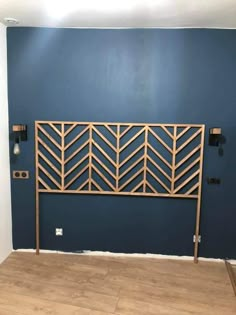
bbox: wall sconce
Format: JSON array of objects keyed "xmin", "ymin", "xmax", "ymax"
[
  {"xmin": 12, "ymin": 124, "xmax": 27, "ymax": 155},
  {"xmin": 208, "ymin": 128, "xmax": 222, "ymax": 146}
]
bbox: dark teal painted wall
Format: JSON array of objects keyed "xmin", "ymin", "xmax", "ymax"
[{"xmin": 7, "ymin": 28, "xmax": 236, "ymax": 258}]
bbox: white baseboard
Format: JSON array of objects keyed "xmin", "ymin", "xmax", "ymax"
[{"xmin": 13, "ymin": 249, "xmax": 236, "ymax": 263}]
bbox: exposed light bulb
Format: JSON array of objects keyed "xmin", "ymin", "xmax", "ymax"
[{"xmin": 13, "ymin": 143, "xmax": 20, "ymax": 155}]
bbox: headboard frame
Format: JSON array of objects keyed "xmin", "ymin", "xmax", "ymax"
[{"xmin": 35, "ymin": 121, "xmax": 205, "ymax": 262}]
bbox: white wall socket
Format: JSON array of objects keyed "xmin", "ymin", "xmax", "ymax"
[{"xmin": 55, "ymin": 228, "xmax": 63, "ymax": 236}]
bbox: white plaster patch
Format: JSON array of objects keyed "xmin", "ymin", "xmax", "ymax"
[{"xmin": 13, "ymin": 249, "xmax": 233, "ymax": 263}]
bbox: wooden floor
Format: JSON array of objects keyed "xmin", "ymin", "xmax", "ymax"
[{"xmin": 0, "ymin": 252, "xmax": 235, "ymax": 315}]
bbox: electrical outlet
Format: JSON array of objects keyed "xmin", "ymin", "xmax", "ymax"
[
  {"xmin": 13, "ymin": 170, "xmax": 29, "ymax": 179},
  {"xmin": 55, "ymin": 228, "xmax": 63, "ymax": 236}
]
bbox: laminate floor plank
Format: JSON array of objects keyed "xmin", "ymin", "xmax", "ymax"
[
  {"xmin": 0, "ymin": 290, "xmax": 93, "ymax": 315},
  {"xmin": 0, "ymin": 275, "xmax": 118, "ymax": 313},
  {"xmin": 0, "ymin": 307, "xmax": 26, "ymax": 315},
  {"xmin": 0, "ymin": 252, "xmax": 235, "ymax": 315}
]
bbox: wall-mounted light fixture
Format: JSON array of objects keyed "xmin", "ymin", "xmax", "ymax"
[
  {"xmin": 12, "ymin": 124, "xmax": 27, "ymax": 155},
  {"xmin": 209, "ymin": 127, "xmax": 222, "ymax": 146}
]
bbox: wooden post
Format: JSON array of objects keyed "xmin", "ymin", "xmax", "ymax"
[
  {"xmin": 194, "ymin": 125, "xmax": 205, "ymax": 263},
  {"xmin": 35, "ymin": 122, "xmax": 40, "ymax": 255}
]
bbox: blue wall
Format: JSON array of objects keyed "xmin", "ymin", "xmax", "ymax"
[{"xmin": 7, "ymin": 28, "xmax": 236, "ymax": 258}]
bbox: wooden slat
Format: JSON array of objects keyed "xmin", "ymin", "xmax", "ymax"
[
  {"xmin": 104, "ymin": 124, "xmax": 117, "ymax": 138},
  {"xmin": 92, "ymin": 164, "xmax": 115, "ymax": 191},
  {"xmin": 88, "ymin": 124, "xmax": 92, "ymax": 191},
  {"xmin": 38, "ymin": 138, "xmax": 62, "ymax": 164},
  {"xmin": 171, "ymin": 126, "xmax": 177, "ymax": 193},
  {"xmin": 161, "ymin": 125, "xmax": 174, "ymax": 139},
  {"xmin": 91, "ymin": 179, "xmax": 103, "ymax": 191},
  {"xmin": 131, "ymin": 180, "xmax": 144, "ymax": 193},
  {"xmin": 174, "ymin": 170, "xmax": 200, "ymax": 194},
  {"xmin": 38, "ymin": 176, "xmax": 51, "ymax": 190},
  {"xmin": 38, "ymin": 151, "xmax": 61, "ymax": 176},
  {"xmin": 49, "ymin": 123, "xmax": 62, "ymax": 137},
  {"xmin": 146, "ymin": 181, "xmax": 158, "ymax": 193},
  {"xmin": 92, "ymin": 126, "xmax": 116, "ymax": 152},
  {"xmin": 38, "ymin": 163, "xmax": 62, "ymax": 190},
  {"xmin": 148, "ymin": 127, "xmax": 173, "ymax": 154},
  {"xmin": 118, "ymin": 167, "xmax": 144, "ymax": 191},
  {"xmin": 64, "ymin": 139, "xmax": 90, "ymax": 164},
  {"xmin": 185, "ymin": 182, "xmax": 199, "ymax": 195},
  {"xmin": 146, "ymin": 167, "xmax": 171, "ymax": 194},
  {"xmin": 61, "ymin": 123, "xmax": 65, "ymax": 190},
  {"xmin": 36, "ymin": 120, "xmax": 203, "ymax": 127},
  {"xmin": 147, "ymin": 143, "xmax": 172, "ymax": 169},
  {"xmin": 176, "ymin": 126, "xmax": 191, "ymax": 140},
  {"xmin": 119, "ymin": 127, "xmax": 145, "ymax": 153},
  {"xmin": 176, "ymin": 128, "xmax": 202, "ymax": 154},
  {"xmin": 38, "ymin": 189, "xmax": 198, "ymax": 198},
  {"xmin": 65, "ymin": 125, "xmax": 89, "ymax": 150},
  {"xmin": 143, "ymin": 126, "xmax": 148, "ymax": 192},
  {"xmin": 92, "ymin": 140, "xmax": 116, "ymax": 168},
  {"xmin": 64, "ymin": 165, "xmax": 89, "ymax": 190},
  {"xmin": 175, "ymin": 144, "xmax": 201, "ymax": 170},
  {"xmin": 64, "ymin": 123, "xmax": 77, "ymax": 137},
  {"xmin": 119, "ymin": 143, "xmax": 144, "ymax": 168},
  {"xmin": 64, "ymin": 153, "xmax": 89, "ymax": 178},
  {"xmin": 119, "ymin": 125, "xmax": 133, "ymax": 138},
  {"xmin": 77, "ymin": 178, "xmax": 89, "ymax": 191},
  {"xmin": 119, "ymin": 155, "xmax": 144, "ymax": 181},
  {"xmin": 116, "ymin": 125, "xmax": 120, "ymax": 192},
  {"xmin": 147, "ymin": 156, "xmax": 171, "ymax": 182},
  {"xmin": 92, "ymin": 154, "xmax": 116, "ymax": 180},
  {"xmin": 174, "ymin": 157, "xmax": 200, "ymax": 183},
  {"xmin": 38, "ymin": 124, "xmax": 62, "ymax": 150}
]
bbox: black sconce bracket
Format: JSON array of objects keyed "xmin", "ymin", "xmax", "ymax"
[
  {"xmin": 208, "ymin": 127, "xmax": 222, "ymax": 146},
  {"xmin": 12, "ymin": 124, "xmax": 28, "ymax": 141}
]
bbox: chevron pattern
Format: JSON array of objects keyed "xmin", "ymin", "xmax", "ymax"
[{"xmin": 35, "ymin": 121, "xmax": 205, "ymax": 199}]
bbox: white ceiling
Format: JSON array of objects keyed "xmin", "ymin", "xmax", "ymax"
[{"xmin": 1, "ymin": 0, "xmax": 236, "ymax": 28}]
